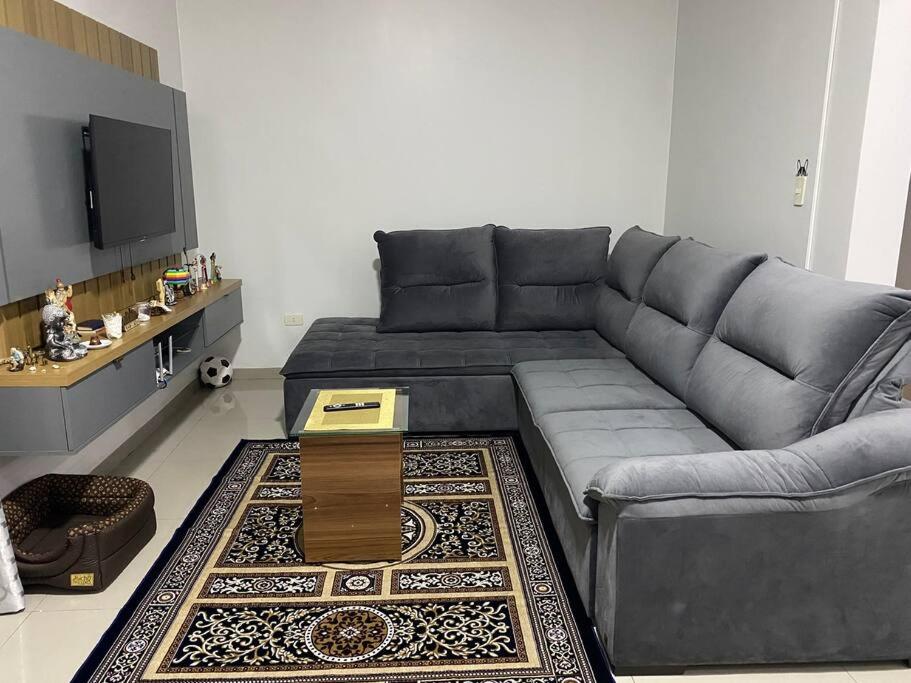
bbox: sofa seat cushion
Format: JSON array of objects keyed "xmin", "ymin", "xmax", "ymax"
[
  {"xmin": 513, "ymin": 358, "xmax": 684, "ymax": 419},
  {"xmin": 535, "ymin": 408, "xmax": 733, "ymax": 521},
  {"xmin": 281, "ymin": 318, "xmax": 623, "ymax": 377}
]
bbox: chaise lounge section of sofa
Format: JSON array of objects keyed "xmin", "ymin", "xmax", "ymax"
[{"xmin": 281, "ymin": 224, "xmax": 911, "ymax": 673}]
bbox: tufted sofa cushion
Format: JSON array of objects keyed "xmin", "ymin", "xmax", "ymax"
[
  {"xmin": 494, "ymin": 226, "xmax": 611, "ymax": 331},
  {"xmin": 513, "ymin": 358, "xmax": 683, "ymax": 418},
  {"xmin": 595, "ymin": 227, "xmax": 679, "ymax": 353},
  {"xmin": 280, "ymin": 318, "xmax": 624, "ymax": 378},
  {"xmin": 535, "ymin": 408, "xmax": 732, "ymax": 521},
  {"xmin": 374, "ymin": 225, "xmax": 498, "ymax": 332},
  {"xmin": 625, "ymin": 239, "xmax": 765, "ymax": 399},
  {"xmin": 686, "ymin": 258, "xmax": 911, "ymax": 449}
]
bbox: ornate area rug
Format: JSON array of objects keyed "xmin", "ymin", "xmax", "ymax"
[{"xmin": 75, "ymin": 436, "xmax": 608, "ymax": 682}]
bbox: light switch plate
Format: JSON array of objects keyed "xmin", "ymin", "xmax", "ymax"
[{"xmin": 283, "ymin": 313, "xmax": 305, "ymax": 326}]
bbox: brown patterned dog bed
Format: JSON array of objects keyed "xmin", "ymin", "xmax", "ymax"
[{"xmin": 1, "ymin": 474, "xmax": 156, "ymax": 591}]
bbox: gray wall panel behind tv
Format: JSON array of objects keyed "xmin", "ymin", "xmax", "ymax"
[
  {"xmin": 0, "ymin": 27, "xmax": 196, "ymax": 305},
  {"xmin": 174, "ymin": 90, "xmax": 199, "ymax": 250}
]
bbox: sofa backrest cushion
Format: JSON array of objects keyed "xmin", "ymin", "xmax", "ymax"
[
  {"xmin": 686, "ymin": 258, "xmax": 911, "ymax": 449},
  {"xmin": 626, "ymin": 239, "xmax": 765, "ymax": 398},
  {"xmin": 595, "ymin": 226, "xmax": 679, "ymax": 352},
  {"xmin": 374, "ymin": 225, "xmax": 498, "ymax": 332},
  {"xmin": 494, "ymin": 226, "xmax": 611, "ymax": 330}
]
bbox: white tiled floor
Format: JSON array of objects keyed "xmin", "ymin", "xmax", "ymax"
[{"xmin": 0, "ymin": 378, "xmax": 906, "ymax": 682}]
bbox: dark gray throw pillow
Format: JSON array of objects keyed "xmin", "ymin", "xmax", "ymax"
[
  {"xmin": 374, "ymin": 225, "xmax": 498, "ymax": 332},
  {"xmin": 494, "ymin": 226, "xmax": 611, "ymax": 330}
]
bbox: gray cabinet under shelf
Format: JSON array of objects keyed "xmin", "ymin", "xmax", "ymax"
[
  {"xmin": 203, "ymin": 289, "xmax": 244, "ymax": 346},
  {"xmin": 62, "ymin": 342, "xmax": 156, "ymax": 451},
  {"xmin": 0, "ymin": 388, "xmax": 68, "ymax": 453}
]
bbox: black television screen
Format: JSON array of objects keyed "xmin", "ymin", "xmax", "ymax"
[{"xmin": 86, "ymin": 115, "xmax": 175, "ymax": 249}]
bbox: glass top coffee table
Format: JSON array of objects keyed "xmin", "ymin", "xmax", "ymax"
[
  {"xmin": 289, "ymin": 387, "xmax": 409, "ymax": 563},
  {"xmin": 289, "ymin": 387, "xmax": 409, "ymax": 438}
]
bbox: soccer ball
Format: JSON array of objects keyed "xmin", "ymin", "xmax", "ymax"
[{"xmin": 200, "ymin": 356, "xmax": 233, "ymax": 387}]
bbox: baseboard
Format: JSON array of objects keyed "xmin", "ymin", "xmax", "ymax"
[{"xmin": 234, "ymin": 367, "xmax": 282, "ymax": 380}]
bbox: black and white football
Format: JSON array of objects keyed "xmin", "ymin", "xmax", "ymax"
[{"xmin": 199, "ymin": 356, "xmax": 233, "ymax": 387}]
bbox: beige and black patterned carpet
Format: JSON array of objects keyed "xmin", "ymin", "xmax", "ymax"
[{"xmin": 75, "ymin": 436, "xmax": 607, "ymax": 682}]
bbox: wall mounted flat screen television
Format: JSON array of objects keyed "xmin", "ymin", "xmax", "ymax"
[{"xmin": 84, "ymin": 115, "xmax": 175, "ymax": 249}]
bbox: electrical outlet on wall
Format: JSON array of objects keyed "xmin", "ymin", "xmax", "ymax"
[{"xmin": 283, "ymin": 313, "xmax": 305, "ymax": 326}]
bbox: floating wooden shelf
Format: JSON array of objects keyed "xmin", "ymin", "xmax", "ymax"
[{"xmin": 0, "ymin": 279, "xmax": 241, "ymax": 388}]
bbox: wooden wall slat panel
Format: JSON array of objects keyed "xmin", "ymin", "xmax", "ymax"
[
  {"xmin": 97, "ymin": 23, "xmax": 112, "ymax": 64},
  {"xmin": 83, "ymin": 15, "xmax": 99, "ymax": 60},
  {"xmin": 4, "ymin": 0, "xmax": 24, "ymax": 31},
  {"xmin": 130, "ymin": 38, "xmax": 141, "ymax": 76},
  {"xmin": 36, "ymin": 0, "xmax": 58, "ymax": 43},
  {"xmin": 111, "ymin": 30, "xmax": 123, "ymax": 67},
  {"xmin": 71, "ymin": 10, "xmax": 86, "ymax": 56},
  {"xmin": 139, "ymin": 43, "xmax": 151, "ymax": 79},
  {"xmin": 118, "ymin": 32, "xmax": 131, "ymax": 71},
  {"xmin": 18, "ymin": 296, "xmax": 42, "ymax": 349},
  {"xmin": 22, "ymin": 0, "xmax": 38, "ymax": 37},
  {"xmin": 2, "ymin": 1, "xmax": 159, "ymax": 83},
  {"xmin": 53, "ymin": 2, "xmax": 72, "ymax": 50},
  {"xmin": 110, "ymin": 29, "xmax": 123, "ymax": 67},
  {"xmin": 4, "ymin": 0, "xmax": 25, "ymax": 32}
]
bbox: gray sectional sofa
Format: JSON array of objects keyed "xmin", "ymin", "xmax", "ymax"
[{"xmin": 281, "ymin": 225, "xmax": 911, "ymax": 673}]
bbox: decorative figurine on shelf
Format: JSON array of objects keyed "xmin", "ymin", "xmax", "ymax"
[
  {"xmin": 163, "ymin": 266, "xmax": 196, "ymax": 299},
  {"xmin": 198, "ymin": 255, "xmax": 209, "ymax": 290},
  {"xmin": 45, "ymin": 278, "xmax": 76, "ymax": 333},
  {"xmin": 43, "ymin": 303, "xmax": 87, "ymax": 362},
  {"xmin": 209, "ymin": 253, "xmax": 221, "ymax": 284},
  {"xmin": 6, "ymin": 347, "xmax": 25, "ymax": 372},
  {"xmin": 150, "ymin": 279, "xmax": 173, "ymax": 315},
  {"xmin": 188, "ymin": 255, "xmax": 200, "ymax": 291}
]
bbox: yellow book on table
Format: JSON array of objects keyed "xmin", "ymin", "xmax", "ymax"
[{"xmin": 303, "ymin": 388, "xmax": 397, "ymax": 432}]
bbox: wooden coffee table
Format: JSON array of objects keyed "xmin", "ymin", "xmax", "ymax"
[{"xmin": 289, "ymin": 387, "xmax": 409, "ymax": 563}]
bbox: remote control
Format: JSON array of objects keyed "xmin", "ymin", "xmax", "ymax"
[{"xmin": 323, "ymin": 401, "xmax": 381, "ymax": 412}]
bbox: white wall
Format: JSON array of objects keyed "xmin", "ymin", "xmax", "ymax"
[
  {"xmin": 843, "ymin": 0, "xmax": 911, "ymax": 285},
  {"xmin": 807, "ymin": 0, "xmax": 878, "ymax": 278},
  {"xmin": 664, "ymin": 0, "xmax": 836, "ymax": 263},
  {"xmin": 176, "ymin": 0, "xmax": 679, "ymax": 368},
  {"xmin": 58, "ymin": 0, "xmax": 182, "ymax": 88}
]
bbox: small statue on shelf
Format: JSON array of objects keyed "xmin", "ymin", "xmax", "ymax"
[
  {"xmin": 188, "ymin": 255, "xmax": 200, "ymax": 292},
  {"xmin": 198, "ymin": 255, "xmax": 209, "ymax": 290},
  {"xmin": 6, "ymin": 347, "xmax": 25, "ymax": 372},
  {"xmin": 45, "ymin": 278, "xmax": 76, "ymax": 333},
  {"xmin": 150, "ymin": 279, "xmax": 173, "ymax": 315},
  {"xmin": 42, "ymin": 303, "xmax": 87, "ymax": 362},
  {"xmin": 209, "ymin": 253, "xmax": 221, "ymax": 284}
]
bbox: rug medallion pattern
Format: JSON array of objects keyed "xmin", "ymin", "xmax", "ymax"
[{"xmin": 78, "ymin": 437, "xmax": 598, "ymax": 682}]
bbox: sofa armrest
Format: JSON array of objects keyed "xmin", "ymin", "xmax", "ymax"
[{"xmin": 585, "ymin": 409, "xmax": 911, "ymax": 506}]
